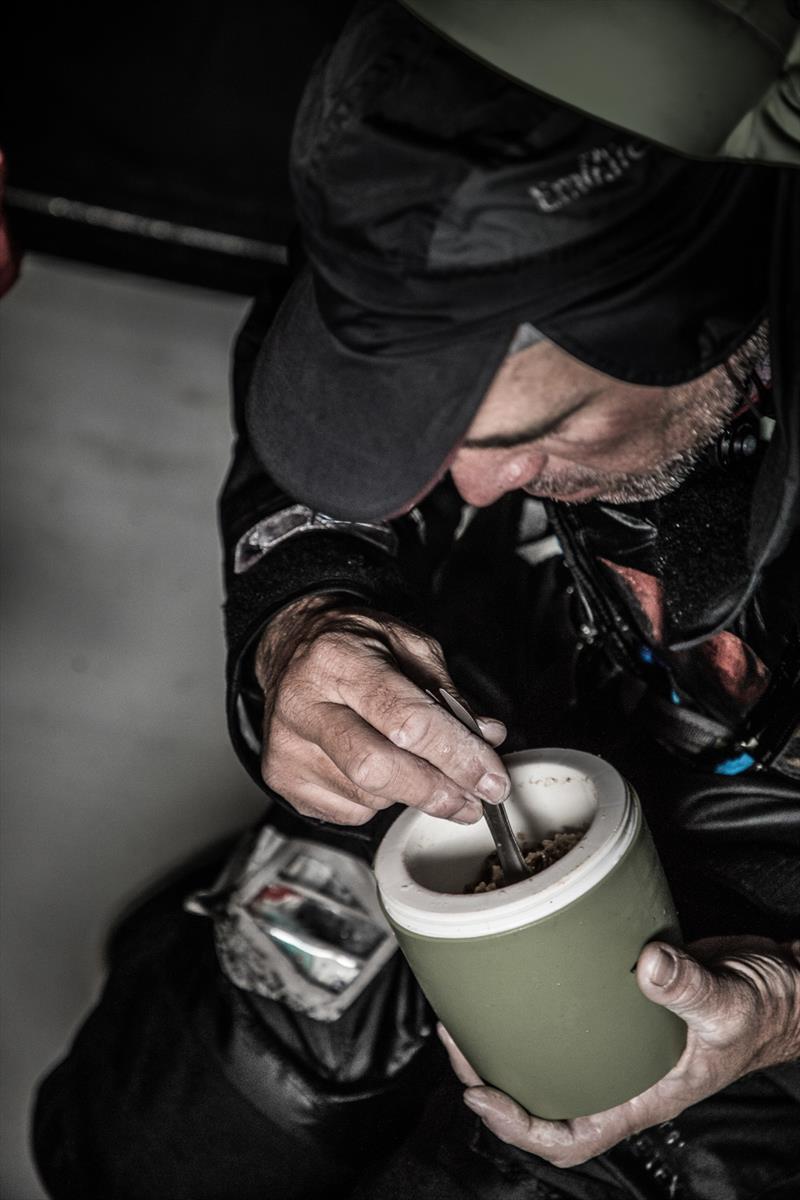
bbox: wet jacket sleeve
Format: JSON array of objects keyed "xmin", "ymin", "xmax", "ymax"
[{"xmin": 218, "ymin": 282, "xmax": 459, "ymax": 794}]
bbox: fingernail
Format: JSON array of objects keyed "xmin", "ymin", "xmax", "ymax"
[
  {"xmin": 463, "ymin": 1090, "xmax": 489, "ymax": 1113},
  {"xmin": 452, "ymin": 803, "xmax": 482, "ymax": 825},
  {"xmin": 649, "ymin": 946, "xmax": 678, "ymax": 988},
  {"xmin": 476, "ymin": 772, "xmax": 510, "ymax": 803},
  {"xmin": 477, "ymin": 717, "xmax": 506, "ymax": 740}
]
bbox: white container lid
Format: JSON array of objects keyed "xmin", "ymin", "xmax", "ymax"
[{"xmin": 374, "ymin": 748, "xmax": 637, "ymax": 938}]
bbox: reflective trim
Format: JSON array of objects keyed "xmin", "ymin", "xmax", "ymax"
[
  {"xmin": 516, "ymin": 498, "xmax": 560, "ymax": 567},
  {"xmin": 508, "ymin": 322, "xmax": 545, "ymax": 356},
  {"xmin": 454, "ymin": 504, "xmax": 476, "ymax": 541},
  {"xmin": 772, "ymin": 725, "xmax": 800, "ymax": 780},
  {"xmin": 234, "ymin": 505, "xmax": 398, "ymax": 574},
  {"xmin": 516, "ymin": 534, "xmax": 562, "ymax": 568},
  {"xmin": 235, "ymin": 694, "xmax": 262, "ymax": 755}
]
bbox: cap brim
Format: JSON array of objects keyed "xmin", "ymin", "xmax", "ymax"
[
  {"xmin": 400, "ymin": 0, "xmax": 800, "ymax": 166},
  {"xmin": 246, "ymin": 267, "xmax": 510, "ymax": 522}
]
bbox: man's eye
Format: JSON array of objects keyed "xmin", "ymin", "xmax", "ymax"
[{"xmin": 539, "ymin": 418, "xmax": 574, "ymax": 442}]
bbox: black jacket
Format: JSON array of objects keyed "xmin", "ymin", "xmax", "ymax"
[
  {"xmin": 32, "ymin": 138, "xmax": 800, "ymax": 1200},
  {"xmin": 220, "ymin": 168, "xmax": 799, "ymax": 916}
]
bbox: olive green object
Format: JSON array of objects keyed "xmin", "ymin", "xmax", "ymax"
[
  {"xmin": 399, "ymin": 0, "xmax": 800, "ymax": 166},
  {"xmin": 375, "ymin": 750, "xmax": 686, "ymax": 1119}
]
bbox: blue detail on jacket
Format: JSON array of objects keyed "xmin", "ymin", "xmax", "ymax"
[{"xmin": 714, "ymin": 752, "xmax": 755, "ymax": 776}]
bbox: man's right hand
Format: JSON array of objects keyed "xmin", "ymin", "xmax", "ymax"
[{"xmin": 254, "ymin": 595, "xmax": 510, "ymax": 826}]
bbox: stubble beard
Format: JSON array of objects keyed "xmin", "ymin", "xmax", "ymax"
[{"xmin": 529, "ymin": 324, "xmax": 768, "ymax": 505}]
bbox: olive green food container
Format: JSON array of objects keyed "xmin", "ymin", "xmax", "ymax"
[{"xmin": 374, "ymin": 749, "xmax": 686, "ymax": 1119}]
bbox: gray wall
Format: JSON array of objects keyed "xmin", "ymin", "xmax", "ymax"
[{"xmin": 1, "ymin": 257, "xmax": 265, "ymax": 1200}]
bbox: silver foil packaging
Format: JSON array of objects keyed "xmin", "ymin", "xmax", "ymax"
[{"xmin": 186, "ymin": 826, "xmax": 396, "ymax": 1020}]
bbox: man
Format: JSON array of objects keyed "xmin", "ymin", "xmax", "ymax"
[
  {"xmin": 223, "ymin": 0, "xmax": 800, "ymax": 1189},
  {"xmin": 33, "ymin": 2, "xmax": 799, "ymax": 1197}
]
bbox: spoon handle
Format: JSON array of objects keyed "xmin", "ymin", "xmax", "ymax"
[
  {"xmin": 479, "ymin": 796, "xmax": 532, "ymax": 885},
  {"xmin": 435, "ymin": 689, "xmax": 531, "ymax": 884}
]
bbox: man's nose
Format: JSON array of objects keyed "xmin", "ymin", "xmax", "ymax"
[{"xmin": 450, "ymin": 448, "xmax": 547, "ymax": 507}]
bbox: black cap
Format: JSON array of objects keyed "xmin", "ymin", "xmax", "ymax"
[{"xmin": 247, "ymin": 0, "xmax": 776, "ymax": 522}]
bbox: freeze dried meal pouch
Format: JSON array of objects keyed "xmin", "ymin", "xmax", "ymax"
[{"xmin": 185, "ymin": 827, "xmax": 396, "ymax": 1021}]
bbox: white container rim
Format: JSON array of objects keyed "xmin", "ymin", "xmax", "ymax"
[{"xmin": 374, "ymin": 749, "xmax": 638, "ymax": 938}]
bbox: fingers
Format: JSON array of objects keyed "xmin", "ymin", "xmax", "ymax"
[
  {"xmin": 261, "ymin": 611, "xmax": 509, "ymax": 825},
  {"xmin": 313, "ymin": 704, "xmax": 486, "ymax": 820},
  {"xmin": 335, "ymin": 668, "xmax": 510, "ymax": 802},
  {"xmin": 636, "ymin": 943, "xmax": 723, "ymax": 1032},
  {"xmin": 281, "ymin": 782, "xmax": 379, "ymax": 827},
  {"xmin": 476, "ymin": 717, "xmax": 507, "ymax": 747},
  {"xmin": 450, "ymin": 940, "xmax": 800, "ymax": 1169},
  {"xmin": 436, "ymin": 1022, "xmax": 584, "ymax": 1164},
  {"xmin": 469, "ymin": 1093, "xmax": 679, "ymax": 1167},
  {"xmin": 636, "ymin": 942, "xmax": 737, "ymax": 1032},
  {"xmin": 463, "ymin": 1088, "xmax": 539, "ymax": 1139},
  {"xmin": 461, "ymin": 1079, "xmax": 684, "ymax": 1168},
  {"xmin": 437, "ymin": 1025, "xmax": 483, "ymax": 1086},
  {"xmin": 282, "ymin": 631, "xmax": 510, "ymax": 803},
  {"xmin": 462, "ymin": 1089, "xmax": 584, "ymax": 1162},
  {"xmin": 633, "ymin": 931, "xmax": 800, "ymax": 1065},
  {"xmin": 438, "ymin": 1020, "xmax": 627, "ymax": 1167},
  {"xmin": 687, "ymin": 935, "xmax": 780, "ymax": 963},
  {"xmin": 263, "ymin": 717, "xmax": 484, "ymax": 826}
]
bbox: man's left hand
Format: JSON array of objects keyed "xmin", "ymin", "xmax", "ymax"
[{"xmin": 439, "ymin": 936, "xmax": 800, "ymax": 1168}]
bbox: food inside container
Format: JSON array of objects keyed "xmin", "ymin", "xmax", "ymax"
[{"xmin": 468, "ymin": 828, "xmax": 585, "ymax": 892}]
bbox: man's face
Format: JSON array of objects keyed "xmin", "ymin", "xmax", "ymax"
[{"xmin": 449, "ymin": 338, "xmax": 744, "ymax": 508}]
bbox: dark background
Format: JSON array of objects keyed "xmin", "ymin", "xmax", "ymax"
[{"xmin": 3, "ymin": 0, "xmax": 356, "ymax": 293}]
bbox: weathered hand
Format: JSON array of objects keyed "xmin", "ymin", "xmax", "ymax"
[
  {"xmin": 439, "ymin": 936, "xmax": 800, "ymax": 1167},
  {"xmin": 255, "ymin": 594, "xmax": 509, "ymax": 826}
]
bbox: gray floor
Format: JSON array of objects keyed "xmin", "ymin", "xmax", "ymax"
[{"xmin": 1, "ymin": 257, "xmax": 265, "ymax": 1200}]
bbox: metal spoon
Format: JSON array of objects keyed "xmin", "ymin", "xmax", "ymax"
[{"xmin": 434, "ymin": 688, "xmax": 531, "ymax": 886}]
